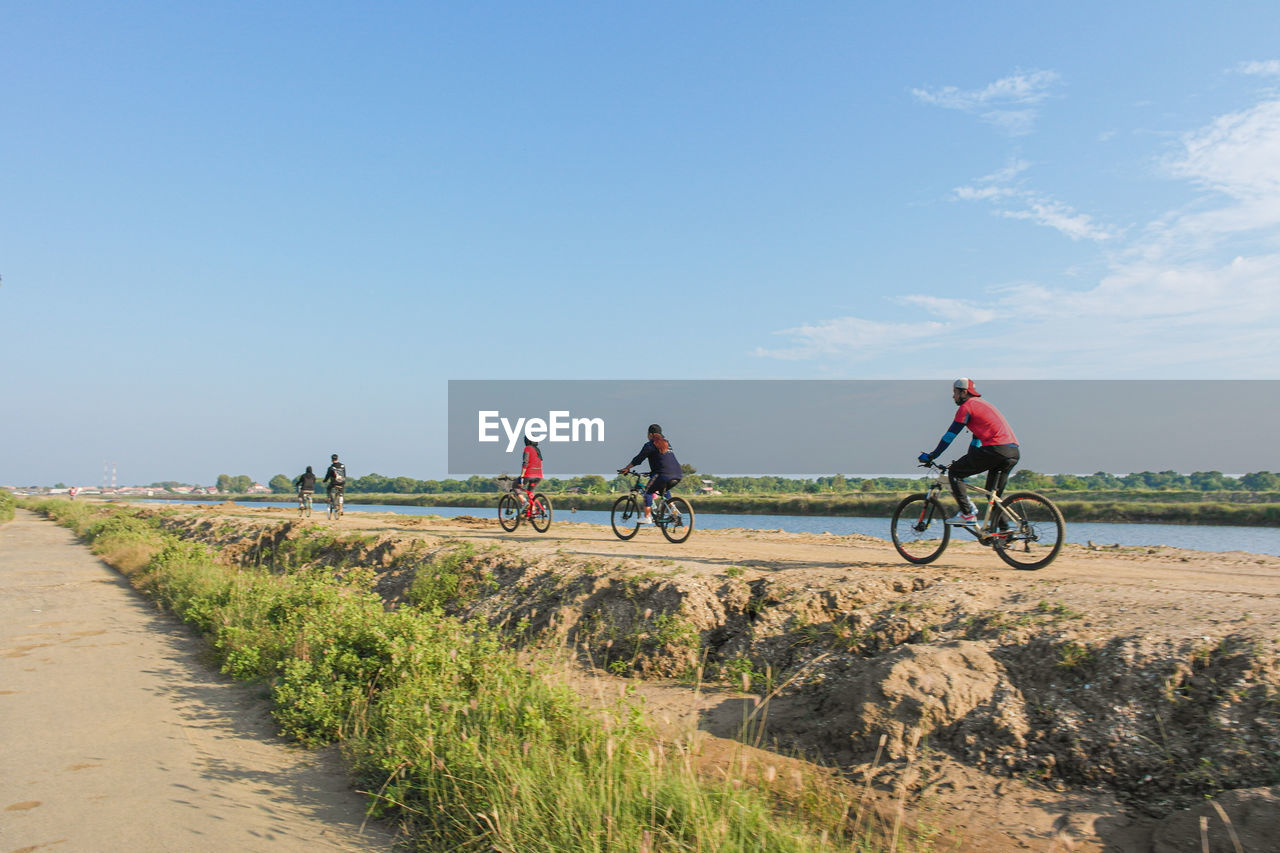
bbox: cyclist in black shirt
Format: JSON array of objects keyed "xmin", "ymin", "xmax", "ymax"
[
  {"xmin": 324, "ymin": 454, "xmax": 346, "ymax": 506},
  {"xmin": 293, "ymin": 466, "xmax": 316, "ymax": 497}
]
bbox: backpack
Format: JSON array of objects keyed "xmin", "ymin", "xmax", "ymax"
[{"xmin": 331, "ymin": 464, "xmax": 346, "ymax": 485}]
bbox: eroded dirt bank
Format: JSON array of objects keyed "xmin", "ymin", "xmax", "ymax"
[{"xmin": 147, "ymin": 503, "xmax": 1280, "ymax": 852}]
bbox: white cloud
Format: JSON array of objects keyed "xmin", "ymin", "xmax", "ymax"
[
  {"xmin": 953, "ymin": 184, "xmax": 1015, "ymax": 201},
  {"xmin": 1237, "ymin": 60, "xmax": 1280, "ymax": 77},
  {"xmin": 912, "ymin": 69, "xmax": 1061, "ymax": 136},
  {"xmin": 953, "ymin": 156, "xmax": 1119, "ymax": 242},
  {"xmin": 999, "ymin": 200, "xmax": 1117, "ymax": 242},
  {"xmin": 912, "ymin": 69, "xmax": 1060, "ymax": 110},
  {"xmin": 757, "ymin": 252, "xmax": 1280, "ymax": 376},
  {"xmin": 1169, "ymin": 99, "xmax": 1280, "ymax": 200},
  {"xmin": 754, "ymin": 316, "xmax": 944, "ymax": 361},
  {"xmin": 899, "ymin": 295, "xmax": 1000, "ymax": 325},
  {"xmin": 758, "ymin": 97, "xmax": 1280, "ymax": 377}
]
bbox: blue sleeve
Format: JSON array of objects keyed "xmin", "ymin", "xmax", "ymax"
[
  {"xmin": 629, "ymin": 442, "xmax": 655, "ymax": 469},
  {"xmin": 928, "ymin": 417, "xmax": 968, "ymax": 459}
]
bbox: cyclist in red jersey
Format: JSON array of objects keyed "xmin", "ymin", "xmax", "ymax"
[
  {"xmin": 518, "ymin": 437, "xmax": 543, "ymax": 509},
  {"xmin": 918, "ymin": 378, "xmax": 1020, "ymax": 524}
]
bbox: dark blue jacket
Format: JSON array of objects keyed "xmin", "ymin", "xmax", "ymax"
[{"xmin": 629, "ymin": 441, "xmax": 682, "ymax": 480}]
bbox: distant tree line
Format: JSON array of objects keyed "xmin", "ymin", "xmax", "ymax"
[
  {"xmin": 252, "ymin": 467, "xmax": 1279, "ymax": 495},
  {"xmin": 1008, "ymin": 469, "xmax": 1280, "ymax": 492}
]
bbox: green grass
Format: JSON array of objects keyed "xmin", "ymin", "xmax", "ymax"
[
  {"xmin": 0, "ymin": 489, "xmax": 16, "ymax": 524},
  {"xmin": 24, "ymin": 499, "xmax": 906, "ymax": 852}
]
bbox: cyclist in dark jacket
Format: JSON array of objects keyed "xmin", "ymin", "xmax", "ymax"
[
  {"xmin": 324, "ymin": 454, "xmax": 346, "ymax": 504},
  {"xmin": 619, "ymin": 423, "xmax": 682, "ymax": 524},
  {"xmin": 293, "ymin": 466, "xmax": 316, "ymax": 496}
]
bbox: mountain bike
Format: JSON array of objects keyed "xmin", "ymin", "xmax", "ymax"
[
  {"xmin": 890, "ymin": 461, "xmax": 1064, "ymax": 569},
  {"xmin": 297, "ymin": 490, "xmax": 313, "ymax": 518},
  {"xmin": 611, "ymin": 471, "xmax": 694, "ymax": 543},
  {"xmin": 327, "ymin": 488, "xmax": 344, "ymax": 520},
  {"xmin": 496, "ymin": 476, "xmax": 552, "ymax": 533}
]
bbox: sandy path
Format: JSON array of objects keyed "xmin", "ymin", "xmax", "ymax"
[{"xmin": 0, "ymin": 510, "xmax": 398, "ymax": 852}]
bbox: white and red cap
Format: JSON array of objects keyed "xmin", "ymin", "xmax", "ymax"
[{"xmin": 953, "ymin": 377, "xmax": 981, "ymax": 397}]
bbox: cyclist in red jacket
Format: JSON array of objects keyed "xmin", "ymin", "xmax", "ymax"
[
  {"xmin": 518, "ymin": 437, "xmax": 543, "ymax": 509},
  {"xmin": 918, "ymin": 378, "xmax": 1020, "ymax": 524}
]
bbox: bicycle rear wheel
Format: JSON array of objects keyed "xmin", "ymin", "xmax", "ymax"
[
  {"xmin": 530, "ymin": 494, "xmax": 552, "ymax": 532},
  {"xmin": 992, "ymin": 492, "xmax": 1064, "ymax": 570},
  {"xmin": 610, "ymin": 495, "xmax": 641, "ymax": 540},
  {"xmin": 660, "ymin": 497, "xmax": 694, "ymax": 543},
  {"xmin": 890, "ymin": 494, "xmax": 951, "ymax": 564},
  {"xmin": 498, "ymin": 494, "xmax": 521, "ymax": 531}
]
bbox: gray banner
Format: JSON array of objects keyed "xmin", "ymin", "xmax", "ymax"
[{"xmin": 447, "ymin": 380, "xmax": 1277, "ymax": 476}]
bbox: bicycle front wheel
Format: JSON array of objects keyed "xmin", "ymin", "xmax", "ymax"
[
  {"xmin": 993, "ymin": 492, "xmax": 1064, "ymax": 570},
  {"xmin": 890, "ymin": 494, "xmax": 951, "ymax": 564},
  {"xmin": 530, "ymin": 494, "xmax": 553, "ymax": 533},
  {"xmin": 660, "ymin": 497, "xmax": 694, "ymax": 543},
  {"xmin": 498, "ymin": 494, "xmax": 521, "ymax": 531},
  {"xmin": 610, "ymin": 495, "xmax": 641, "ymax": 540}
]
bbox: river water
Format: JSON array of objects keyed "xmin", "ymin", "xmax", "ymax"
[{"xmin": 145, "ymin": 500, "xmax": 1280, "ymax": 556}]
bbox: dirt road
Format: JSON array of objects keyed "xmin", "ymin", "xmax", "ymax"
[{"xmin": 0, "ymin": 510, "xmax": 397, "ymax": 852}]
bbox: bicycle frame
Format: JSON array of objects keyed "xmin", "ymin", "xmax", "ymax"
[
  {"xmin": 924, "ymin": 465, "xmax": 1013, "ymax": 543},
  {"xmin": 623, "ymin": 472, "xmax": 674, "ymax": 519},
  {"xmin": 501, "ymin": 478, "xmax": 537, "ymax": 515}
]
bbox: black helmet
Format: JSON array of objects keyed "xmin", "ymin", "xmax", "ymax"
[
  {"xmin": 331, "ymin": 454, "xmax": 339, "ymax": 460},
  {"xmin": 647, "ymin": 423, "xmax": 662, "ymax": 434}
]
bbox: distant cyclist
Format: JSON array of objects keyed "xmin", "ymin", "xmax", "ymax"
[
  {"xmin": 918, "ymin": 379, "xmax": 1020, "ymax": 524},
  {"xmin": 518, "ymin": 437, "xmax": 542, "ymax": 507},
  {"xmin": 324, "ymin": 454, "xmax": 346, "ymax": 506},
  {"xmin": 293, "ymin": 465, "xmax": 316, "ymax": 499},
  {"xmin": 619, "ymin": 423, "xmax": 682, "ymax": 525}
]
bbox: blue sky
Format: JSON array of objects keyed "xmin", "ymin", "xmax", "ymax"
[{"xmin": 3, "ymin": 2, "xmax": 1279, "ymax": 485}]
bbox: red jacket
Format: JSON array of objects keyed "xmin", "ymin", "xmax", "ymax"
[{"xmin": 521, "ymin": 445, "xmax": 543, "ymax": 478}]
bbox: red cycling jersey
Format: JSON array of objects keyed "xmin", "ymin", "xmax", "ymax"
[
  {"xmin": 521, "ymin": 445, "xmax": 543, "ymax": 479},
  {"xmin": 956, "ymin": 398, "xmax": 1018, "ymax": 446}
]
